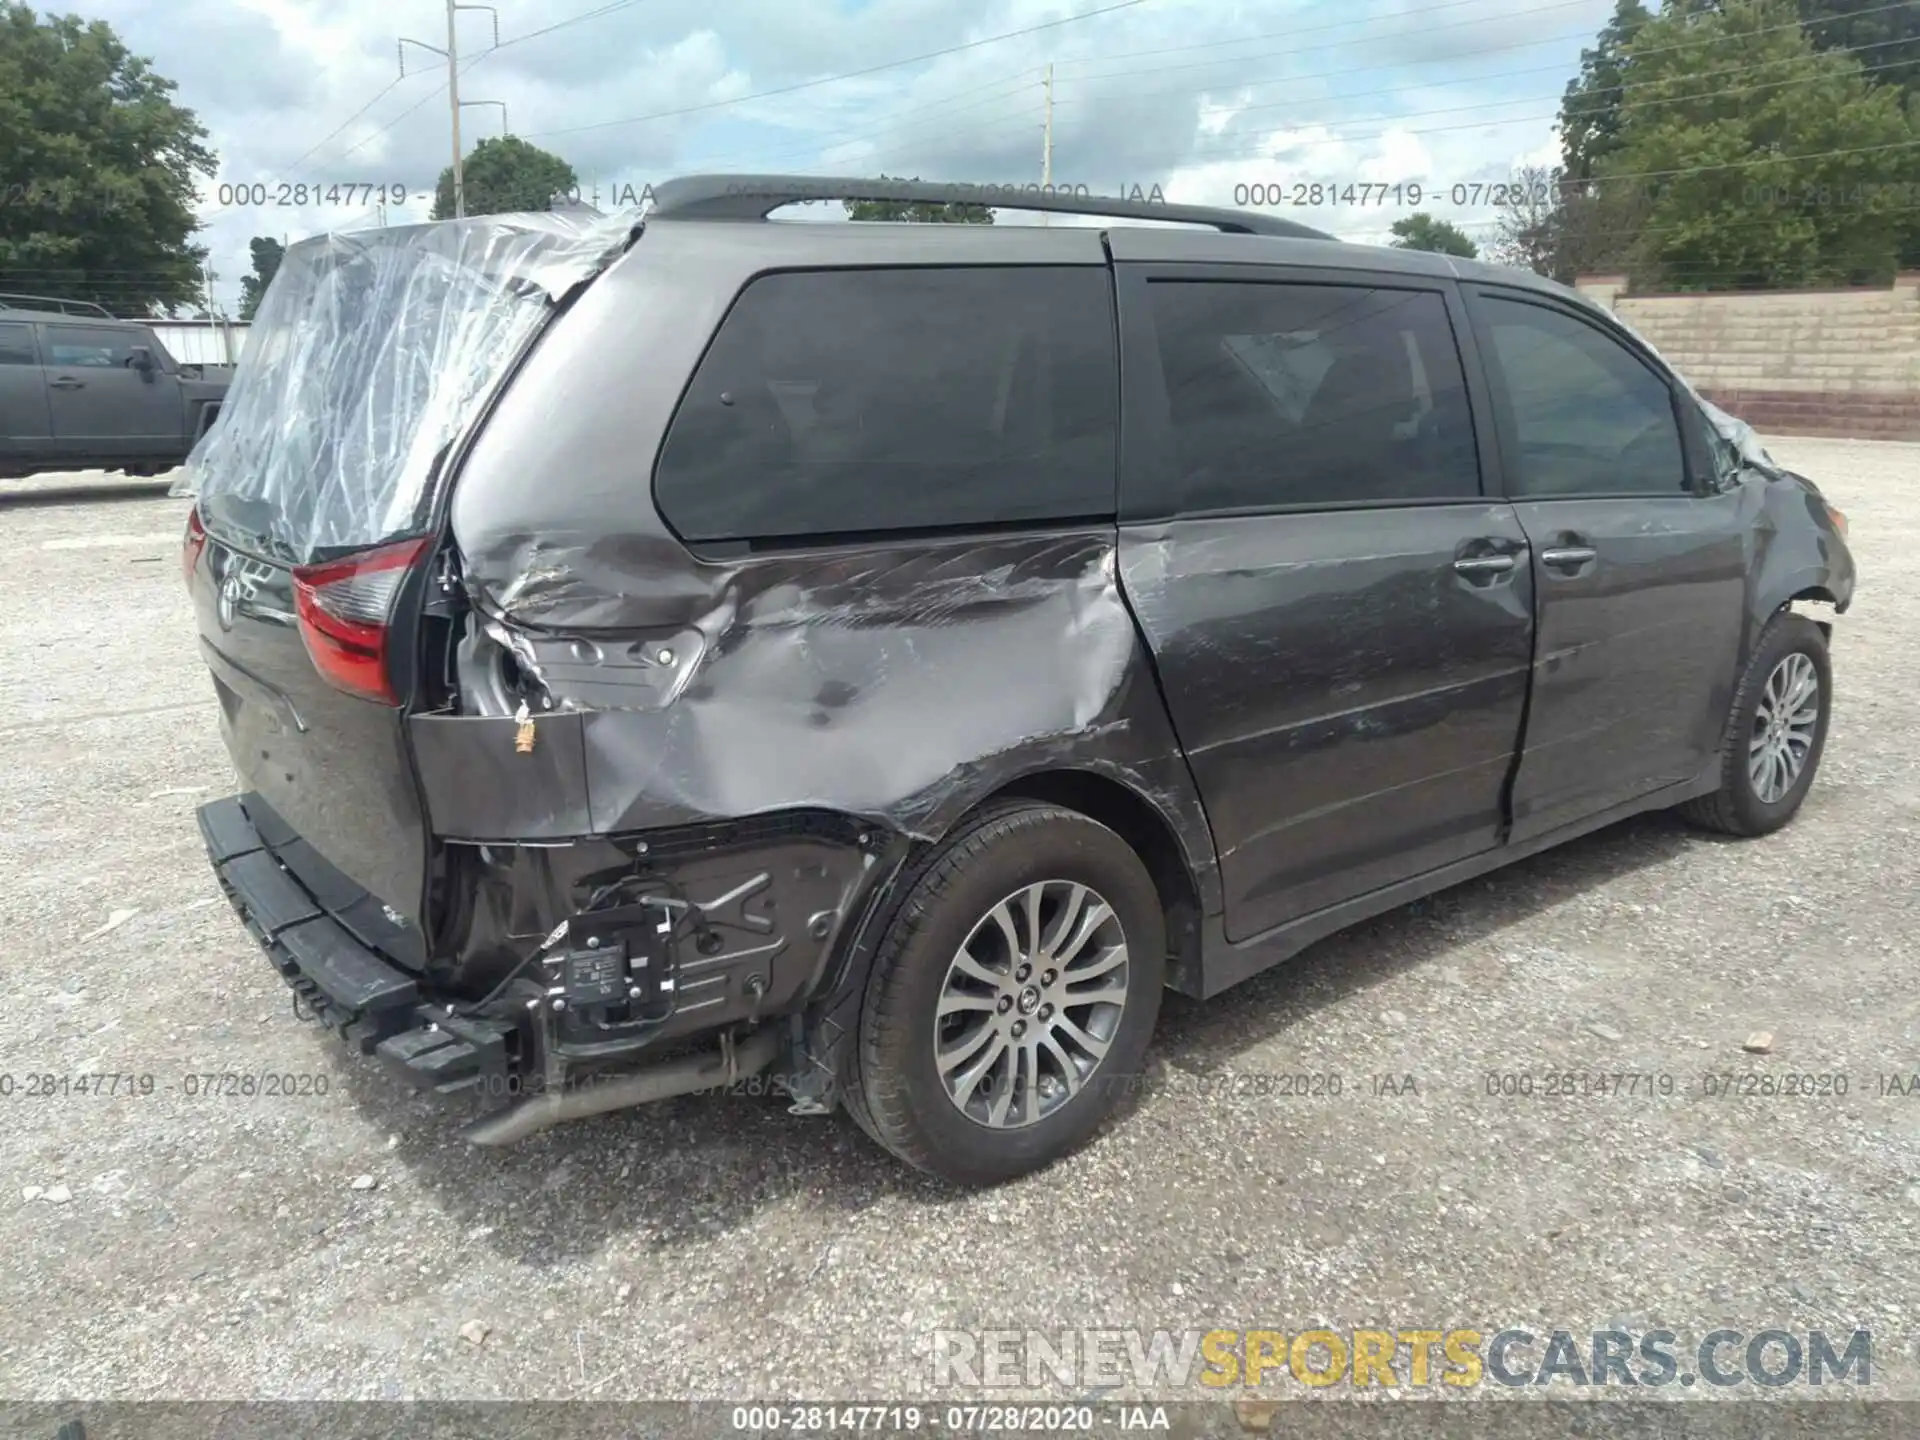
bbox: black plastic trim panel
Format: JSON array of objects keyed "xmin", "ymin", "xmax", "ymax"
[{"xmin": 197, "ymin": 796, "xmax": 509, "ymax": 1095}]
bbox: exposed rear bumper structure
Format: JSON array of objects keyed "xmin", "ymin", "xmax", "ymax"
[
  {"xmin": 199, "ymin": 795, "xmax": 517, "ymax": 1099},
  {"xmin": 196, "ymin": 794, "xmax": 865, "ymax": 1141}
]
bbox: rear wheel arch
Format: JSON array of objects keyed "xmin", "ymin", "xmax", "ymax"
[
  {"xmin": 974, "ymin": 768, "xmax": 1204, "ymax": 996},
  {"xmin": 845, "ymin": 794, "xmax": 1169, "ymax": 1181}
]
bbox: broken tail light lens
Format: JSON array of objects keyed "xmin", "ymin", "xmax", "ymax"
[
  {"xmin": 182, "ymin": 507, "xmax": 207, "ymax": 587},
  {"xmin": 291, "ymin": 537, "xmax": 429, "ymax": 705}
]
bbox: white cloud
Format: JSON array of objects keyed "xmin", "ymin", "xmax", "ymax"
[
  {"xmin": 35, "ymin": 0, "xmax": 1611, "ymax": 305},
  {"xmin": 1511, "ymin": 130, "xmax": 1564, "ymax": 172}
]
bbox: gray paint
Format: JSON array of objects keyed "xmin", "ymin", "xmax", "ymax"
[
  {"xmin": 442, "ymin": 202, "xmax": 1854, "ymax": 985},
  {"xmin": 446, "ymin": 219, "xmax": 1224, "ymax": 933},
  {"xmin": 0, "ymin": 311, "xmax": 229, "ymax": 478},
  {"xmin": 185, "ymin": 181, "xmax": 1858, "ymax": 1067}
]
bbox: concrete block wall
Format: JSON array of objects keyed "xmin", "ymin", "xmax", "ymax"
[{"xmin": 1576, "ymin": 273, "xmax": 1920, "ymax": 441}]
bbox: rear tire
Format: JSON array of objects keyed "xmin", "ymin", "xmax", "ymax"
[
  {"xmin": 848, "ymin": 802, "xmax": 1164, "ymax": 1185},
  {"xmin": 1678, "ymin": 611, "xmax": 1831, "ymax": 837}
]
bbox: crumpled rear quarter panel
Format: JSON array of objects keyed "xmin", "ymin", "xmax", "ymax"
[{"xmin": 435, "ymin": 221, "xmax": 1219, "ymax": 909}]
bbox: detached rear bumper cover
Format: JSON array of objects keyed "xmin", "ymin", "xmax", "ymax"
[{"xmin": 198, "ymin": 795, "xmax": 512, "ymax": 1095}]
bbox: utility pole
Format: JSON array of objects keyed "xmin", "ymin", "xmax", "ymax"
[
  {"xmin": 1041, "ymin": 63, "xmax": 1054, "ymax": 227},
  {"xmin": 446, "ymin": 0, "xmax": 466, "ymax": 218},
  {"xmin": 398, "ymin": 4, "xmax": 497, "ymax": 220}
]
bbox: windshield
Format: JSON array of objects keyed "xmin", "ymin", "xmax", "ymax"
[{"xmin": 180, "ymin": 210, "xmax": 636, "ymax": 562}]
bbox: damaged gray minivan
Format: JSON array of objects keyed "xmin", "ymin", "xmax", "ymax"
[{"xmin": 184, "ymin": 176, "xmax": 1855, "ymax": 1184}]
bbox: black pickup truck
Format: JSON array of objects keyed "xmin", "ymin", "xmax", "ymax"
[{"xmin": 0, "ymin": 294, "xmax": 230, "ymax": 480}]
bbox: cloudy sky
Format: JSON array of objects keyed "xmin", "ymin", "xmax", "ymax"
[{"xmin": 77, "ymin": 0, "xmax": 1606, "ymax": 309}]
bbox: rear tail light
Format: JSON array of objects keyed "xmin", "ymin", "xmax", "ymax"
[
  {"xmin": 182, "ymin": 507, "xmax": 207, "ymax": 587},
  {"xmin": 291, "ymin": 537, "xmax": 430, "ymax": 705},
  {"xmin": 1825, "ymin": 503, "xmax": 1848, "ymax": 537}
]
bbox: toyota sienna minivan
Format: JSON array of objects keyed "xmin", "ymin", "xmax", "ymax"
[{"xmin": 183, "ymin": 175, "xmax": 1855, "ymax": 1184}]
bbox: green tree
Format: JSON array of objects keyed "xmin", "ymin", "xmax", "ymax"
[
  {"xmin": 1798, "ymin": 0, "xmax": 1920, "ymax": 265},
  {"xmin": 1486, "ymin": 163, "xmax": 1654, "ymax": 281},
  {"xmin": 430, "ymin": 135, "xmax": 578, "ymax": 220},
  {"xmin": 845, "ymin": 176, "xmax": 994, "ymax": 223},
  {"xmin": 1799, "ymin": 0, "xmax": 1920, "ymax": 99},
  {"xmin": 1488, "ymin": 165, "xmax": 1565, "ymax": 274},
  {"xmin": 1388, "ymin": 212, "xmax": 1479, "ymax": 257},
  {"xmin": 0, "ymin": 3, "xmax": 215, "ymax": 316},
  {"xmin": 1560, "ymin": 0, "xmax": 1656, "ymax": 185},
  {"xmin": 1671, "ymin": 0, "xmax": 1920, "ymax": 97},
  {"xmin": 237, "ymin": 235, "xmax": 283, "ymax": 321},
  {"xmin": 1600, "ymin": 0, "xmax": 1918, "ymax": 289}
]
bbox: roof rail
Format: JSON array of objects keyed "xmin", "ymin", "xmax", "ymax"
[
  {"xmin": 645, "ymin": 173, "xmax": 1336, "ymax": 240},
  {"xmin": 0, "ymin": 292, "xmax": 115, "ymax": 318}
]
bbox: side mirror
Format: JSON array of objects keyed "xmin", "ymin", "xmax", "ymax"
[{"xmin": 128, "ymin": 345, "xmax": 156, "ymax": 379}]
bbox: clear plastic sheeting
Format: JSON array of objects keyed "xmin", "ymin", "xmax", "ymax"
[
  {"xmin": 175, "ymin": 210, "xmax": 637, "ymax": 561},
  {"xmin": 1696, "ymin": 393, "xmax": 1777, "ymax": 470}
]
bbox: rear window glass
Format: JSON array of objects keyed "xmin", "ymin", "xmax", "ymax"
[{"xmin": 654, "ymin": 267, "xmax": 1119, "ymax": 542}]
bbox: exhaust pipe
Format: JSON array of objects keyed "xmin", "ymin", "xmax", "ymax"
[{"xmin": 464, "ymin": 1027, "xmax": 782, "ymax": 1146}]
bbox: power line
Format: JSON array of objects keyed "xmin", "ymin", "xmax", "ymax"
[
  {"xmin": 338, "ymin": 48, "xmax": 494, "ymax": 161},
  {"xmin": 1519, "ymin": 136, "xmax": 1920, "ymax": 189},
  {"xmin": 1161, "ymin": 50, "xmax": 1917, "ymax": 168},
  {"xmin": 1448, "ymin": 193, "xmax": 1920, "ymax": 236},
  {"xmin": 669, "ymin": 0, "xmax": 1610, "ymax": 173},
  {"xmin": 1059, "ymin": 0, "xmax": 1599, "ymax": 89},
  {"xmin": 524, "ymin": 0, "xmax": 1156, "ymax": 140},
  {"xmin": 493, "ymin": 0, "xmax": 650, "ymax": 49},
  {"xmin": 1253, "ymin": 139, "xmax": 1920, "ymax": 243},
  {"xmin": 804, "ymin": 48, "xmax": 1909, "ymax": 189},
  {"xmin": 278, "ymin": 73, "xmax": 422, "ymax": 174},
  {"xmin": 690, "ymin": 76, "xmax": 1049, "ymax": 173},
  {"xmin": 719, "ymin": 0, "xmax": 1916, "ymax": 182},
  {"xmin": 1217, "ymin": 31, "xmax": 1919, "ymax": 128},
  {"xmin": 1050, "ymin": 0, "xmax": 1915, "ymax": 104},
  {"xmin": 409, "ymin": 0, "xmax": 1585, "ymax": 170},
  {"xmin": 1169, "ymin": 74, "xmax": 1916, "ymax": 174},
  {"xmin": 1049, "ymin": 0, "xmax": 1587, "ymax": 69},
  {"xmin": 197, "ymin": 5, "xmax": 520, "ymax": 226}
]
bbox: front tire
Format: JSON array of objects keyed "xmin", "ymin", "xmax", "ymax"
[
  {"xmin": 1679, "ymin": 611, "xmax": 1832, "ymax": 837},
  {"xmin": 847, "ymin": 802, "xmax": 1165, "ymax": 1185}
]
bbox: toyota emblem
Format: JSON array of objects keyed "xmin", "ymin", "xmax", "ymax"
[{"xmin": 217, "ymin": 571, "xmax": 242, "ymax": 630}]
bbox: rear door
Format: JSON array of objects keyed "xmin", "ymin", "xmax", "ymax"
[
  {"xmin": 190, "ymin": 533, "xmax": 435, "ymax": 969},
  {"xmin": 43, "ymin": 322, "xmax": 183, "ymax": 456},
  {"xmin": 1114, "ymin": 265, "xmax": 1535, "ymax": 941},
  {"xmin": 184, "ymin": 218, "xmax": 620, "ymax": 966},
  {"xmin": 1464, "ymin": 287, "xmax": 1747, "ymax": 841},
  {"xmin": 0, "ymin": 320, "xmax": 51, "ymax": 463}
]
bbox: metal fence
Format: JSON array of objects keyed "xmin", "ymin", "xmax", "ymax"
[{"xmin": 152, "ymin": 318, "xmax": 249, "ymax": 367}]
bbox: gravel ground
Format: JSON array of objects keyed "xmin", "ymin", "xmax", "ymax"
[{"xmin": 1, "ymin": 439, "xmax": 1916, "ymax": 1413}]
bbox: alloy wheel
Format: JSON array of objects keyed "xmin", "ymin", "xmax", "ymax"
[
  {"xmin": 932, "ymin": 880, "xmax": 1130, "ymax": 1129},
  {"xmin": 1748, "ymin": 651, "xmax": 1821, "ymax": 804}
]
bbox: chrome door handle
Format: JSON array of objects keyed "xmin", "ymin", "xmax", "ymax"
[
  {"xmin": 48, "ymin": 376, "xmax": 84, "ymax": 390},
  {"xmin": 1453, "ymin": 554, "xmax": 1517, "ymax": 576},
  {"xmin": 1540, "ymin": 545, "xmax": 1597, "ymax": 568}
]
